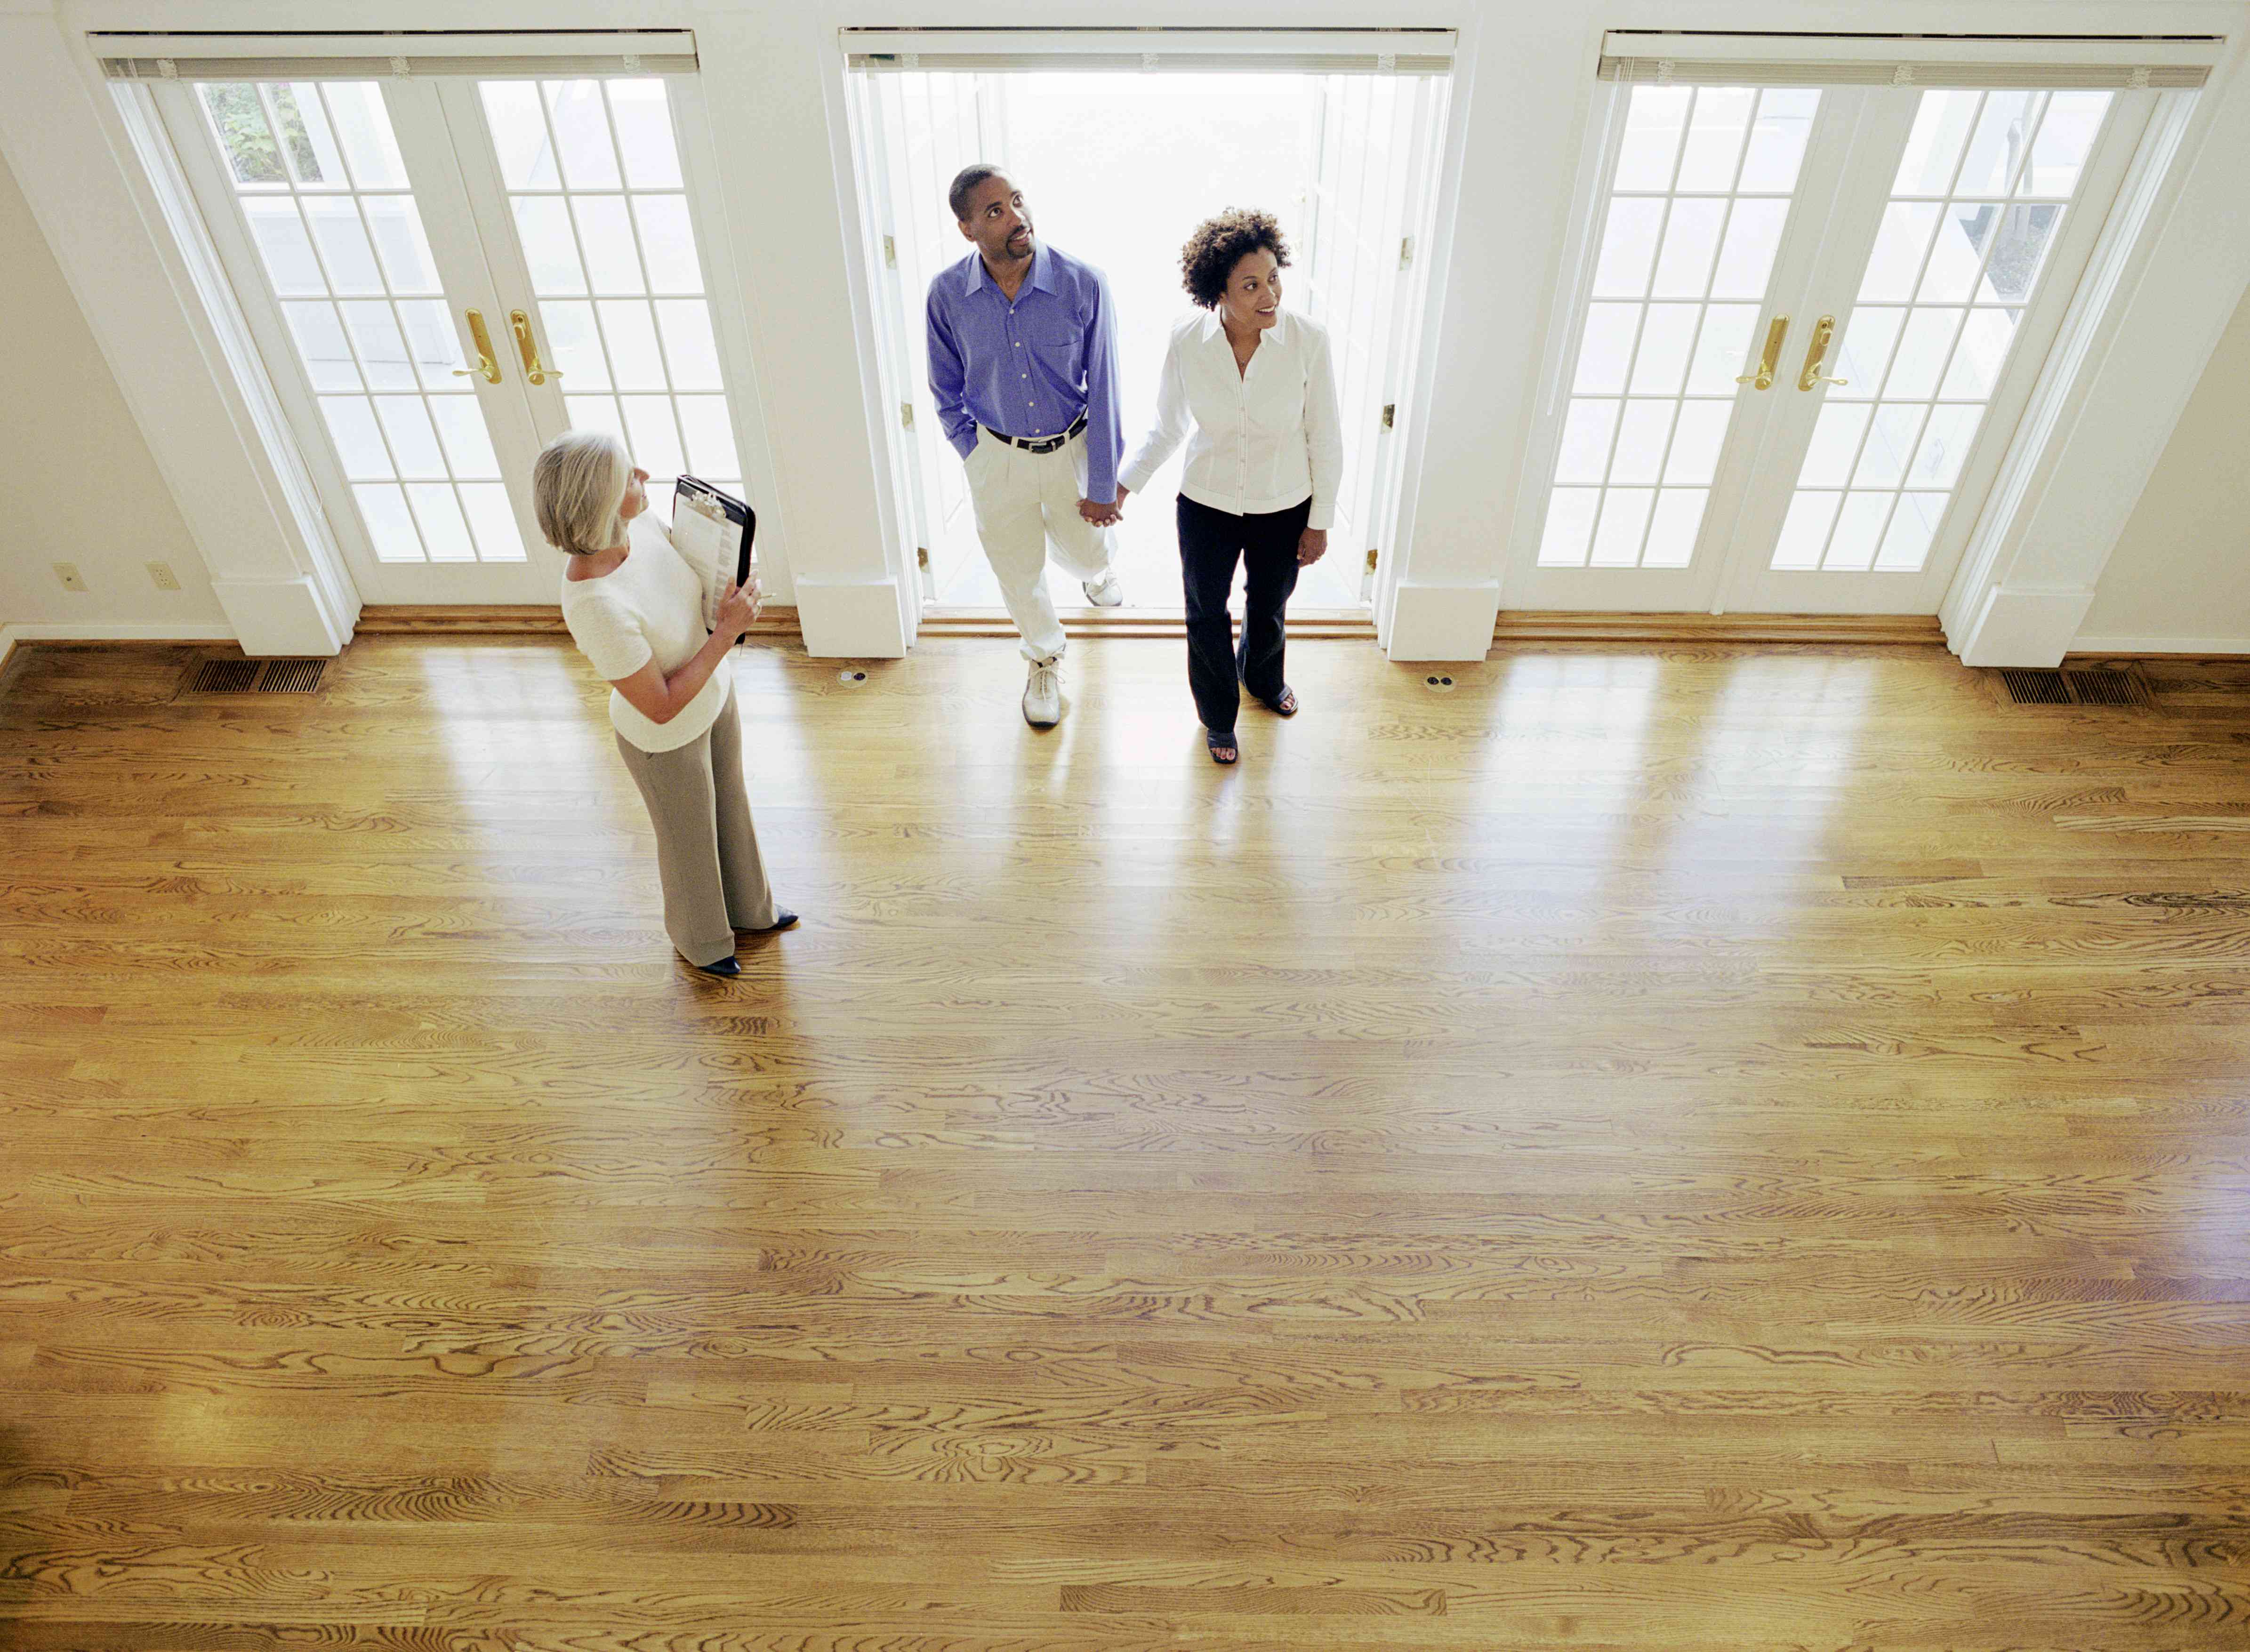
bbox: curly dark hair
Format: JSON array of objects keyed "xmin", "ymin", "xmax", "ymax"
[{"xmin": 1179, "ymin": 208, "xmax": 1292, "ymax": 310}]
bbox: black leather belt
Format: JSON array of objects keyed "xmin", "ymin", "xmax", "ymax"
[{"xmin": 983, "ymin": 412, "xmax": 1087, "ymax": 455}]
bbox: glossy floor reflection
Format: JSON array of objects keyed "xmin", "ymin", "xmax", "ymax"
[{"xmin": 4, "ymin": 636, "xmax": 2249, "ymax": 1650}]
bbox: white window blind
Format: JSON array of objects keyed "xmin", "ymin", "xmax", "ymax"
[
  {"xmin": 97, "ymin": 32, "xmax": 699, "ymax": 82},
  {"xmin": 1598, "ymin": 32, "xmax": 2218, "ymax": 90},
  {"xmin": 844, "ymin": 29, "xmax": 1454, "ymax": 75}
]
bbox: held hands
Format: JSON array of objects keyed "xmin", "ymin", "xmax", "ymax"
[
  {"xmin": 1297, "ymin": 527, "xmax": 1329, "ymax": 567},
  {"xmin": 714, "ymin": 577, "xmax": 763, "ymax": 640},
  {"xmin": 1079, "ymin": 487, "xmax": 1125, "ymax": 528}
]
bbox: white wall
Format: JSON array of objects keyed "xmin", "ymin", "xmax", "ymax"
[
  {"xmin": 5, "ymin": 0, "xmax": 2250, "ymax": 663},
  {"xmin": 2076, "ymin": 285, "xmax": 2250, "ymax": 651},
  {"xmin": 0, "ymin": 145, "xmax": 226, "ymax": 639}
]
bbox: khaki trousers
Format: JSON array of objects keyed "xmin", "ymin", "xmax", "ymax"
[
  {"xmin": 963, "ymin": 426, "xmax": 1117, "ymax": 662},
  {"xmin": 614, "ymin": 687, "xmax": 778, "ymax": 967}
]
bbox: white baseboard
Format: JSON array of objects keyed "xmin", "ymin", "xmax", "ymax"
[
  {"xmin": 2069, "ymin": 635, "xmax": 2250, "ymax": 656},
  {"xmin": 1951, "ymin": 583, "xmax": 2097, "ymax": 668},
  {"xmin": 1, "ymin": 619, "xmax": 237, "ymax": 673},
  {"xmin": 1384, "ymin": 579, "xmax": 1503, "ymax": 662},
  {"xmin": 793, "ymin": 576, "xmax": 910, "ymax": 658}
]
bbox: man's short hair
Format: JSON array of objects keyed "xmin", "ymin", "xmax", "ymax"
[{"xmin": 948, "ymin": 163, "xmax": 1008, "ymax": 223}]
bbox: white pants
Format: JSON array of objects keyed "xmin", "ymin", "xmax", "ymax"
[{"xmin": 963, "ymin": 427, "xmax": 1117, "ymax": 663}]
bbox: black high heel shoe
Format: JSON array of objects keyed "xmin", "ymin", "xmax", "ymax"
[
  {"xmin": 693, "ymin": 955, "xmax": 742, "ymax": 978},
  {"xmin": 739, "ymin": 910, "xmax": 799, "ymax": 934}
]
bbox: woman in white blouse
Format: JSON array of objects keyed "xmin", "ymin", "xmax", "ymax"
[
  {"xmin": 1117, "ymin": 209, "xmax": 1343, "ymax": 765},
  {"xmin": 538, "ymin": 430, "xmax": 795, "ymax": 979}
]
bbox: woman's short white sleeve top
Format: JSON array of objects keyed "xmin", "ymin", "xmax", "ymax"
[{"xmin": 558, "ymin": 511, "xmax": 730, "ymax": 753}]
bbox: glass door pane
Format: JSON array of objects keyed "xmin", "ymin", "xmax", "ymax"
[
  {"xmin": 1767, "ymin": 89, "xmax": 2113, "ymax": 577},
  {"xmin": 1537, "ymin": 85, "xmax": 1822, "ymax": 574},
  {"xmin": 186, "ymin": 80, "xmax": 530, "ymax": 569},
  {"xmin": 465, "ymin": 78, "xmax": 745, "ymax": 507}
]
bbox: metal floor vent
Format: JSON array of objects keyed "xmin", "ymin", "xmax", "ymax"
[
  {"xmin": 1999, "ymin": 666, "xmax": 2151, "ymax": 707},
  {"xmin": 185, "ymin": 657, "xmax": 327, "ymax": 696},
  {"xmin": 257, "ymin": 658, "xmax": 326, "ymax": 694}
]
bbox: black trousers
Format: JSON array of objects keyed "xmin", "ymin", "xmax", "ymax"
[{"xmin": 1177, "ymin": 492, "xmax": 1309, "ymax": 736}]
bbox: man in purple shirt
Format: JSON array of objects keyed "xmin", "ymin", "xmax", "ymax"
[{"xmin": 927, "ymin": 164, "xmax": 1124, "ymax": 727}]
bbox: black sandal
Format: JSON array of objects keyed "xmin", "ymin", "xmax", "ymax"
[
  {"xmin": 1254, "ymin": 685, "xmax": 1299, "ymax": 717},
  {"xmin": 1205, "ymin": 729, "xmax": 1239, "ymax": 765}
]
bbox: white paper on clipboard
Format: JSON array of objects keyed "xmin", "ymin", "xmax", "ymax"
[{"xmin": 670, "ymin": 477, "xmax": 752, "ymax": 632}]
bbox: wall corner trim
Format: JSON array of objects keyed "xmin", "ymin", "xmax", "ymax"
[
  {"xmin": 1951, "ymin": 582, "xmax": 2098, "ymax": 668},
  {"xmin": 1386, "ymin": 578, "xmax": 1502, "ymax": 662},
  {"xmin": 793, "ymin": 575, "xmax": 911, "ymax": 659},
  {"xmin": 211, "ymin": 575, "xmax": 354, "ymax": 658}
]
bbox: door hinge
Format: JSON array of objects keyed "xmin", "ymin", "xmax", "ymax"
[
  {"xmin": 1365, "ymin": 548, "xmax": 1379, "ymax": 573},
  {"xmin": 916, "ymin": 545, "xmax": 931, "ymax": 569},
  {"xmin": 1382, "ymin": 403, "xmax": 1396, "ymax": 430},
  {"xmin": 884, "ymin": 233, "xmax": 897, "ymax": 268},
  {"xmin": 1400, "ymin": 236, "xmax": 1414, "ymax": 269},
  {"xmin": 900, "ymin": 400, "xmax": 915, "ymax": 429}
]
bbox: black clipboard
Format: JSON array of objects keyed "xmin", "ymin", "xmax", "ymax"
[{"xmin": 672, "ymin": 475, "xmax": 756, "ymax": 632}]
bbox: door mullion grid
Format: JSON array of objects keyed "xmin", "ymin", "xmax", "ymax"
[
  {"xmin": 2006, "ymin": 92, "xmax": 2056, "ymax": 195},
  {"xmin": 169, "ymin": 81, "xmax": 407, "ymax": 574},
  {"xmin": 644, "ymin": 87, "xmax": 699, "ymax": 426},
  {"xmin": 1590, "ymin": 83, "xmax": 1700, "ymax": 567},
  {"xmin": 1822, "ymin": 88, "xmax": 2060, "ymax": 572},
  {"xmin": 528, "ymin": 84, "xmax": 628, "ymax": 425},
  {"xmin": 601, "ymin": 82, "xmax": 696, "ymax": 480},
  {"xmin": 1935, "ymin": 91, "xmax": 1987, "ymax": 199},
  {"xmin": 1590, "ymin": 179, "xmax": 1679, "ymax": 559},
  {"xmin": 1635, "ymin": 112, "xmax": 1746, "ymax": 570},
  {"xmin": 1631, "ymin": 85, "xmax": 1737, "ymax": 565},
  {"xmin": 1810, "ymin": 89, "xmax": 1970, "ymax": 572},
  {"xmin": 262, "ymin": 82, "xmax": 426, "ymax": 555},
  {"xmin": 298, "ymin": 80, "xmax": 476, "ymax": 560},
  {"xmin": 1872, "ymin": 90, "xmax": 2060, "ymax": 570}
]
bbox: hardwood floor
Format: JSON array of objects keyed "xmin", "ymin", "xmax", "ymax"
[{"xmin": 3, "ymin": 634, "xmax": 2248, "ymax": 1650}]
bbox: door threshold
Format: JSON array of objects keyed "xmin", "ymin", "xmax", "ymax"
[
  {"xmin": 356, "ymin": 604, "xmax": 801, "ymax": 638},
  {"xmin": 1492, "ymin": 611, "xmax": 1944, "ymax": 646},
  {"xmin": 919, "ymin": 606, "xmax": 1378, "ymax": 640}
]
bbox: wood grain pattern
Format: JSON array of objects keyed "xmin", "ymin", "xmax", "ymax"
[{"xmin": 3, "ymin": 635, "xmax": 2249, "ymax": 1651}]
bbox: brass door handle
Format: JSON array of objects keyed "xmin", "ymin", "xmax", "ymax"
[
  {"xmin": 509, "ymin": 309, "xmax": 562, "ymax": 385},
  {"xmin": 1736, "ymin": 313, "xmax": 1789, "ymax": 391},
  {"xmin": 1798, "ymin": 313, "xmax": 1848, "ymax": 391},
  {"xmin": 451, "ymin": 308, "xmax": 501, "ymax": 384}
]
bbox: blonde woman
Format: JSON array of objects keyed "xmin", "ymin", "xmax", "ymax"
[{"xmin": 537, "ymin": 430, "xmax": 796, "ymax": 978}]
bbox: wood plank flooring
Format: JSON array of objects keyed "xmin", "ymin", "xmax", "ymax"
[{"xmin": 3, "ymin": 634, "xmax": 2248, "ymax": 1650}]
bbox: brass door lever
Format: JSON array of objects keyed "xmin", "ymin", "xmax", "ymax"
[
  {"xmin": 450, "ymin": 308, "xmax": 501, "ymax": 384},
  {"xmin": 509, "ymin": 309, "xmax": 562, "ymax": 386},
  {"xmin": 1799, "ymin": 314, "xmax": 1848, "ymax": 391},
  {"xmin": 1736, "ymin": 314, "xmax": 1789, "ymax": 391}
]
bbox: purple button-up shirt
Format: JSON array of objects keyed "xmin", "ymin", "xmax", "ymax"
[{"xmin": 925, "ymin": 242, "xmax": 1122, "ymax": 504}]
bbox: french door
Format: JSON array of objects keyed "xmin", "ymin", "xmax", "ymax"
[
  {"xmin": 149, "ymin": 66, "xmax": 757, "ymax": 606},
  {"xmin": 844, "ymin": 48, "xmax": 1451, "ymax": 613},
  {"xmin": 1515, "ymin": 77, "xmax": 2156, "ymax": 614}
]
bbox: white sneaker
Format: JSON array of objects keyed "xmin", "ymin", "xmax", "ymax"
[
  {"xmin": 1082, "ymin": 571, "xmax": 1124, "ymax": 607},
  {"xmin": 1022, "ymin": 657, "xmax": 1062, "ymax": 726}
]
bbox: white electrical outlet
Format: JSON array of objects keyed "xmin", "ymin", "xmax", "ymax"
[
  {"xmin": 148, "ymin": 561, "xmax": 181, "ymax": 591},
  {"xmin": 53, "ymin": 562, "xmax": 87, "ymax": 593}
]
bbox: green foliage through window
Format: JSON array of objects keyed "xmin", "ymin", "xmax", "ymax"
[{"xmin": 202, "ymin": 83, "xmax": 284, "ymax": 185}]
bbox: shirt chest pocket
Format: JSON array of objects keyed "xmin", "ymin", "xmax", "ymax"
[{"xmin": 1021, "ymin": 308, "xmax": 1085, "ymax": 358}]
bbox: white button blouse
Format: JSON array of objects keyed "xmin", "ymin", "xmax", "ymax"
[{"xmin": 1119, "ymin": 308, "xmax": 1344, "ymax": 529}]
